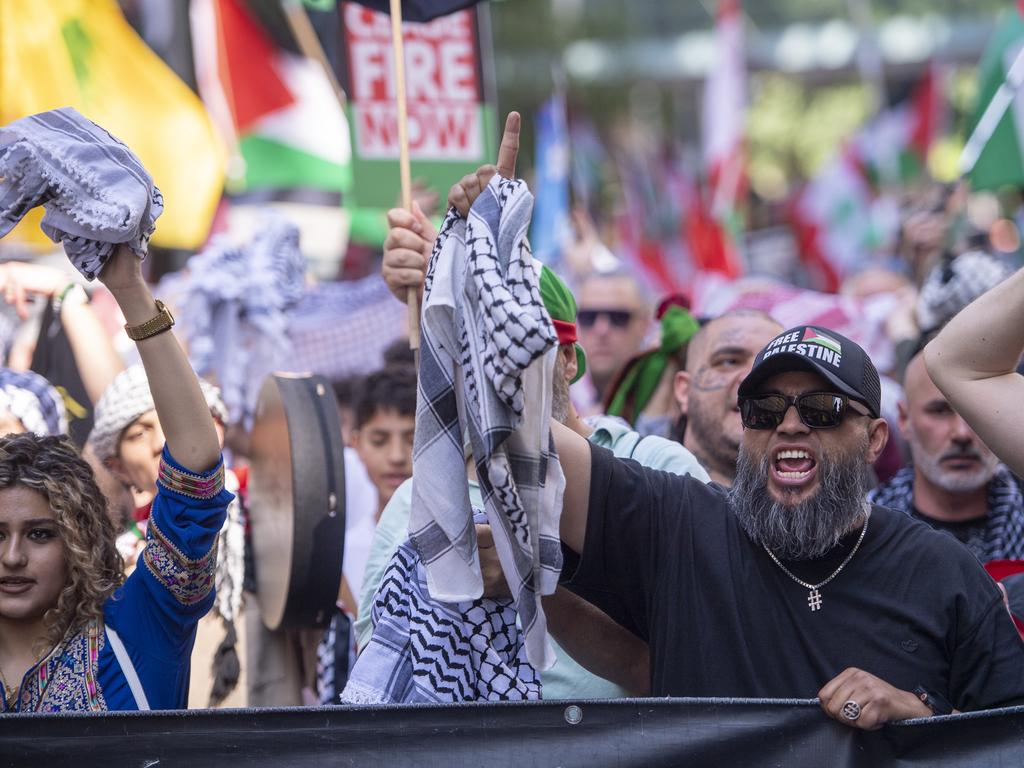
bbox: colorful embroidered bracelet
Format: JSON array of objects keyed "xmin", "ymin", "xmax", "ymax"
[{"xmin": 158, "ymin": 459, "xmax": 225, "ymax": 499}]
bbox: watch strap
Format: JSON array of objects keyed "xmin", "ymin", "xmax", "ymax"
[
  {"xmin": 124, "ymin": 299, "xmax": 175, "ymax": 341},
  {"xmin": 914, "ymin": 685, "xmax": 954, "ymax": 716}
]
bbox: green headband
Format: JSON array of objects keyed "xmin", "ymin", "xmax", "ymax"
[
  {"xmin": 539, "ymin": 265, "xmax": 586, "ymax": 384},
  {"xmin": 606, "ymin": 305, "xmax": 700, "ymax": 421}
]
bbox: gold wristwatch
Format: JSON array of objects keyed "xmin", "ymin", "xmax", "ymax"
[{"xmin": 124, "ymin": 299, "xmax": 175, "ymax": 341}]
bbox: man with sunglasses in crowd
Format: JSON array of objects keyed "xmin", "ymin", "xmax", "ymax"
[
  {"xmin": 553, "ymin": 324, "xmax": 1024, "ymax": 730},
  {"xmin": 575, "ymin": 272, "xmax": 651, "ymax": 405}
]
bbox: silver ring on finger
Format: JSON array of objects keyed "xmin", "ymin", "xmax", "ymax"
[{"xmin": 841, "ymin": 700, "xmax": 861, "ymax": 721}]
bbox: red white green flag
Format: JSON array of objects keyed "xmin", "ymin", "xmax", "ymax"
[
  {"xmin": 790, "ymin": 145, "xmax": 888, "ymax": 293},
  {"xmin": 963, "ymin": 9, "xmax": 1024, "ymax": 190},
  {"xmin": 699, "ymin": 0, "xmax": 745, "ymax": 278},
  {"xmin": 190, "ymin": 0, "xmax": 352, "ymax": 196},
  {"xmin": 857, "ymin": 65, "xmax": 943, "ymax": 187}
]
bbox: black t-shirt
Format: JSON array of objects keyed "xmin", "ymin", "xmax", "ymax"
[
  {"xmin": 570, "ymin": 444, "xmax": 1024, "ymax": 710},
  {"xmin": 909, "ymin": 504, "xmax": 991, "ymax": 552}
]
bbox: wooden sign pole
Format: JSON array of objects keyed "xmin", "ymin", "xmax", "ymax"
[{"xmin": 388, "ymin": 0, "xmax": 420, "ymax": 350}]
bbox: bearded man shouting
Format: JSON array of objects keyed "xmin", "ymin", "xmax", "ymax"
[{"xmin": 553, "ymin": 325, "xmax": 1024, "ymax": 730}]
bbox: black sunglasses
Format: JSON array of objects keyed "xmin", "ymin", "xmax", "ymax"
[
  {"xmin": 577, "ymin": 308, "xmax": 633, "ymax": 328},
  {"xmin": 738, "ymin": 392, "xmax": 870, "ymax": 430}
]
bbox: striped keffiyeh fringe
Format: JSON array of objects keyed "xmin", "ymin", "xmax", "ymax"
[
  {"xmin": 408, "ymin": 175, "xmax": 563, "ymax": 672},
  {"xmin": 0, "ymin": 108, "xmax": 162, "ymax": 279},
  {"xmin": 177, "ymin": 211, "xmax": 306, "ymax": 427}
]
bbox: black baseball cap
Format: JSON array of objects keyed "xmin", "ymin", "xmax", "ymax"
[{"xmin": 737, "ymin": 325, "xmax": 881, "ymax": 418}]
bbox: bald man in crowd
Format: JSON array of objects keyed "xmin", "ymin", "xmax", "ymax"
[
  {"xmin": 674, "ymin": 310, "xmax": 783, "ymax": 486},
  {"xmin": 575, "ymin": 272, "xmax": 651, "ymax": 403},
  {"xmin": 870, "ymin": 349, "xmax": 1024, "ymax": 562}
]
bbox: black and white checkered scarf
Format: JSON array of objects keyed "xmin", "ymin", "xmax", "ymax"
[
  {"xmin": 869, "ymin": 465, "xmax": 1024, "ymax": 561},
  {"xmin": 408, "ymin": 176, "xmax": 562, "ymax": 671},
  {"xmin": 340, "ymin": 511, "xmax": 541, "ymax": 705}
]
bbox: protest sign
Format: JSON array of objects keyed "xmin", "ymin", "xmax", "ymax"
[{"xmin": 340, "ymin": 2, "xmax": 496, "ymax": 209}]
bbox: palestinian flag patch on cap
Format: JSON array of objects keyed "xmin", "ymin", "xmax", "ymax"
[{"xmin": 802, "ymin": 327, "xmax": 842, "ymax": 355}]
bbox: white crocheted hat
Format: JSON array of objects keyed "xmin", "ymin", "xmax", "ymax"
[{"xmin": 88, "ymin": 364, "xmax": 227, "ymax": 461}]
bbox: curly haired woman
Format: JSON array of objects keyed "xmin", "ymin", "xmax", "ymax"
[{"xmin": 0, "ymin": 244, "xmax": 232, "ymax": 712}]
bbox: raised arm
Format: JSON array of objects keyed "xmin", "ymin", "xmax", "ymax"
[
  {"xmin": 381, "ymin": 112, "xmax": 520, "ymax": 305},
  {"xmin": 925, "ymin": 266, "xmax": 1024, "ymax": 477},
  {"xmin": 551, "ymin": 420, "xmax": 592, "ymax": 553},
  {"xmin": 97, "ymin": 244, "xmax": 220, "ymax": 473},
  {"xmin": 0, "ymin": 261, "xmax": 124, "ymax": 403}
]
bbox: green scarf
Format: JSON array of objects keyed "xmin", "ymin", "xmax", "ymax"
[{"xmin": 606, "ymin": 305, "xmax": 700, "ymax": 421}]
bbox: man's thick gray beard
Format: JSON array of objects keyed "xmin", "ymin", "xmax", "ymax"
[
  {"xmin": 729, "ymin": 444, "xmax": 870, "ymax": 561},
  {"xmin": 906, "ymin": 429, "xmax": 999, "ymax": 493}
]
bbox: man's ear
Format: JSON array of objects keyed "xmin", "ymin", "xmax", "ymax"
[
  {"xmin": 896, "ymin": 400, "xmax": 909, "ymax": 437},
  {"xmin": 674, "ymin": 370, "xmax": 691, "ymax": 416},
  {"xmin": 561, "ymin": 344, "xmax": 578, "ymax": 384},
  {"xmin": 865, "ymin": 418, "xmax": 890, "ymax": 464}
]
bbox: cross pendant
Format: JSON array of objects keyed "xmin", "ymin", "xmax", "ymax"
[{"xmin": 808, "ymin": 588, "xmax": 822, "ymax": 611}]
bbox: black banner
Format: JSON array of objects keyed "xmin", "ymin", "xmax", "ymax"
[{"xmin": 2, "ymin": 698, "xmax": 1024, "ymax": 767}]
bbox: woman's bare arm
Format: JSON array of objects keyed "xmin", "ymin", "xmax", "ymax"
[
  {"xmin": 925, "ymin": 266, "xmax": 1024, "ymax": 477},
  {"xmin": 98, "ymin": 245, "xmax": 220, "ymax": 473}
]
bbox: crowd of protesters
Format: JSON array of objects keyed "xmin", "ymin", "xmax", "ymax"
[{"xmin": 3, "ymin": 104, "xmax": 1024, "ymax": 736}]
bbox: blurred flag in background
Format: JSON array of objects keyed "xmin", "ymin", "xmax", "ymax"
[
  {"xmin": 190, "ymin": 0, "xmax": 352, "ymax": 198},
  {"xmin": 0, "ymin": 0, "xmax": 226, "ymax": 250},
  {"xmin": 967, "ymin": 8, "xmax": 1024, "ymax": 191},
  {"xmin": 699, "ymin": 0, "xmax": 746, "ymax": 279},
  {"xmin": 531, "ymin": 94, "xmax": 573, "ymax": 271}
]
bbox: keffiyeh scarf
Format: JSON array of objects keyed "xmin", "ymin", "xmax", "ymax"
[
  {"xmin": 340, "ymin": 514, "xmax": 541, "ymax": 705},
  {"xmin": 410, "ymin": 176, "xmax": 563, "ymax": 671},
  {"xmin": 179, "ymin": 212, "xmax": 306, "ymax": 426},
  {"xmin": 869, "ymin": 465, "xmax": 1024, "ymax": 561},
  {"xmin": 916, "ymin": 251, "xmax": 1013, "ymax": 333},
  {"xmin": 0, "ymin": 108, "xmax": 162, "ymax": 279},
  {"xmin": 0, "ymin": 368, "xmax": 67, "ymax": 436}
]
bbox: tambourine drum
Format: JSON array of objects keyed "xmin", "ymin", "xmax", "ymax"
[{"xmin": 249, "ymin": 373, "xmax": 346, "ymax": 631}]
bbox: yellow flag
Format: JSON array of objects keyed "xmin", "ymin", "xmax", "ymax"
[{"xmin": 0, "ymin": 0, "xmax": 226, "ymax": 250}]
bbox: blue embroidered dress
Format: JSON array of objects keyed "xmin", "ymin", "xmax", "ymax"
[{"xmin": 0, "ymin": 447, "xmax": 232, "ymax": 712}]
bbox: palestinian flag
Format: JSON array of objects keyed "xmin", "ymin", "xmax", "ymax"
[
  {"xmin": 802, "ymin": 327, "xmax": 841, "ymax": 355},
  {"xmin": 857, "ymin": 65, "xmax": 943, "ymax": 187},
  {"xmin": 966, "ymin": 9, "xmax": 1024, "ymax": 190},
  {"xmin": 191, "ymin": 0, "xmax": 352, "ymax": 198}
]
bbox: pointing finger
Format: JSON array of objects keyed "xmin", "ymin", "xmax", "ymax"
[{"xmin": 496, "ymin": 111, "xmax": 520, "ymax": 179}]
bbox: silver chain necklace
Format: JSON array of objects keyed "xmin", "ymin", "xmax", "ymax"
[{"xmin": 762, "ymin": 510, "xmax": 871, "ymax": 612}]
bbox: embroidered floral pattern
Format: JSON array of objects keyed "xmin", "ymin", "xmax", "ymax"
[
  {"xmin": 142, "ymin": 515, "xmax": 218, "ymax": 605},
  {"xmin": 2, "ymin": 620, "xmax": 106, "ymax": 713}
]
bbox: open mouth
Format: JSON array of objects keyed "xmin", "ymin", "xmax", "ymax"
[{"xmin": 772, "ymin": 448, "xmax": 818, "ymax": 486}]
